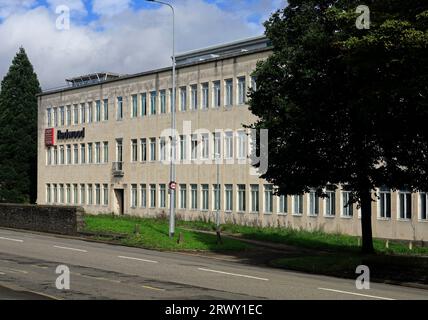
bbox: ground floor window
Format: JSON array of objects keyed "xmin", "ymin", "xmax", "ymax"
[
  {"xmin": 309, "ymin": 190, "xmax": 319, "ymax": 216},
  {"xmin": 251, "ymin": 185, "xmax": 259, "ymax": 213},
  {"xmin": 140, "ymin": 184, "xmax": 146, "ymax": 208},
  {"xmin": 103, "ymin": 184, "xmax": 109, "ymax": 205},
  {"xmin": 264, "ymin": 185, "xmax": 273, "ymax": 213},
  {"xmin": 225, "ymin": 185, "xmax": 233, "ymax": 212},
  {"xmin": 201, "ymin": 184, "xmax": 209, "ymax": 211},
  {"xmin": 150, "ymin": 184, "xmax": 156, "ymax": 208},
  {"xmin": 293, "ymin": 194, "xmax": 303, "ymax": 215},
  {"xmin": 131, "ymin": 184, "xmax": 137, "ymax": 208},
  {"xmin": 160, "ymin": 184, "xmax": 166, "ymax": 208},
  {"xmin": 191, "ymin": 184, "xmax": 198, "ymax": 210},
  {"xmin": 180, "ymin": 184, "xmax": 187, "ymax": 209},
  {"xmin": 342, "ymin": 191, "xmax": 353, "ymax": 217},
  {"xmin": 237, "ymin": 185, "xmax": 246, "ymax": 212},
  {"xmin": 379, "ymin": 187, "xmax": 391, "ymax": 218},
  {"xmin": 399, "ymin": 190, "xmax": 412, "ymax": 219},
  {"xmin": 420, "ymin": 192, "xmax": 428, "ymax": 220}
]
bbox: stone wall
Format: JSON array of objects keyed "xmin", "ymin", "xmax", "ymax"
[{"xmin": 0, "ymin": 204, "xmax": 85, "ymax": 235}]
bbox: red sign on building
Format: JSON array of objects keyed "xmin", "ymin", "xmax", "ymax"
[{"xmin": 45, "ymin": 128, "xmax": 55, "ymax": 146}]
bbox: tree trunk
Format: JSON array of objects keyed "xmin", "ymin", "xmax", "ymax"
[{"xmin": 360, "ymin": 188, "xmax": 374, "ymax": 254}]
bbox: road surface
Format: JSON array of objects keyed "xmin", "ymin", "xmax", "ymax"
[{"xmin": 0, "ymin": 228, "xmax": 426, "ymax": 300}]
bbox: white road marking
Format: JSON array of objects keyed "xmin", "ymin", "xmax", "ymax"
[
  {"xmin": 142, "ymin": 285, "xmax": 165, "ymax": 292},
  {"xmin": 0, "ymin": 236, "xmax": 23, "ymax": 243},
  {"xmin": 53, "ymin": 245, "xmax": 87, "ymax": 253},
  {"xmin": 318, "ymin": 287, "xmax": 395, "ymax": 300},
  {"xmin": 0, "ymin": 272, "xmax": 5, "ymax": 275},
  {"xmin": 118, "ymin": 256, "xmax": 158, "ymax": 264},
  {"xmin": 198, "ymin": 268, "xmax": 269, "ymax": 281}
]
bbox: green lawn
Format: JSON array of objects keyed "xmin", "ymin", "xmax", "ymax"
[
  {"xmin": 83, "ymin": 214, "xmax": 250, "ymax": 251},
  {"xmin": 178, "ymin": 220, "xmax": 428, "ymax": 256}
]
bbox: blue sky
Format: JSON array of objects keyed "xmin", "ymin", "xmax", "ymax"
[{"xmin": 0, "ymin": 0, "xmax": 286, "ymax": 88}]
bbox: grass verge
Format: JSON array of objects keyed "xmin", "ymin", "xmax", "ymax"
[{"xmin": 83, "ymin": 214, "xmax": 250, "ymax": 251}]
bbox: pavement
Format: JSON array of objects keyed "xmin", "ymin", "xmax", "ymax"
[{"xmin": 0, "ymin": 228, "xmax": 427, "ymax": 300}]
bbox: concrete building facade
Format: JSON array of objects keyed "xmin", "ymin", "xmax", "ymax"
[{"xmin": 37, "ymin": 36, "xmax": 428, "ymax": 242}]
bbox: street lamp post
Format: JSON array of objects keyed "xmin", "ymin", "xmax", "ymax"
[{"xmin": 147, "ymin": 0, "xmax": 176, "ymax": 238}]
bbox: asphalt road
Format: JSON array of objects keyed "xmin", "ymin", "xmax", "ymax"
[{"xmin": 0, "ymin": 228, "xmax": 426, "ymax": 300}]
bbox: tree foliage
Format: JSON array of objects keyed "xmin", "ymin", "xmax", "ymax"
[
  {"xmin": 249, "ymin": 0, "xmax": 428, "ymax": 253},
  {"xmin": 0, "ymin": 48, "xmax": 41, "ymax": 203}
]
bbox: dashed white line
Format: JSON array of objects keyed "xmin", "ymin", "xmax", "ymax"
[
  {"xmin": 0, "ymin": 272, "xmax": 5, "ymax": 275},
  {"xmin": 118, "ymin": 256, "xmax": 158, "ymax": 264},
  {"xmin": 318, "ymin": 287, "xmax": 395, "ymax": 300},
  {"xmin": 197, "ymin": 268, "xmax": 269, "ymax": 281},
  {"xmin": 53, "ymin": 245, "xmax": 87, "ymax": 253},
  {"xmin": 0, "ymin": 236, "xmax": 23, "ymax": 243}
]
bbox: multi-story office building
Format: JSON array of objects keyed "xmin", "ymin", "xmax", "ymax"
[{"xmin": 37, "ymin": 36, "xmax": 427, "ymax": 241}]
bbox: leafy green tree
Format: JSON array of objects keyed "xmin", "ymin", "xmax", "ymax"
[
  {"xmin": 249, "ymin": 0, "xmax": 428, "ymax": 253},
  {"xmin": 0, "ymin": 48, "xmax": 41, "ymax": 203}
]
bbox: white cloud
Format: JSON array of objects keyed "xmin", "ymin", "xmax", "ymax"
[
  {"xmin": 92, "ymin": 0, "xmax": 132, "ymax": 17},
  {"xmin": 0, "ymin": 0, "xmax": 282, "ymax": 89},
  {"xmin": 0, "ymin": 0, "xmax": 37, "ymax": 19},
  {"xmin": 46, "ymin": 0, "xmax": 87, "ymax": 14}
]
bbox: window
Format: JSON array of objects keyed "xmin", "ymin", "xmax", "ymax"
[
  {"xmin": 88, "ymin": 102, "xmax": 93, "ymax": 123},
  {"xmin": 88, "ymin": 143, "xmax": 93, "ymax": 164},
  {"xmin": 379, "ymin": 187, "xmax": 391, "ymax": 218},
  {"xmin": 180, "ymin": 184, "xmax": 187, "ymax": 209},
  {"xmin": 53, "ymin": 184, "xmax": 58, "ymax": 203},
  {"xmin": 251, "ymin": 185, "xmax": 259, "ymax": 213},
  {"xmin": 95, "ymin": 142, "xmax": 101, "ymax": 164},
  {"xmin": 325, "ymin": 187, "xmax": 336, "ymax": 216},
  {"xmin": 160, "ymin": 137, "xmax": 166, "ymax": 161},
  {"xmin": 95, "ymin": 100, "xmax": 101, "ymax": 122},
  {"xmin": 160, "ymin": 90, "xmax": 166, "ymax": 114},
  {"xmin": 95, "ymin": 184, "xmax": 101, "ymax": 205},
  {"xmin": 103, "ymin": 99, "xmax": 109, "ymax": 121},
  {"xmin": 46, "ymin": 184, "xmax": 51, "ymax": 203},
  {"xmin": 73, "ymin": 105, "xmax": 78, "ymax": 125},
  {"xmin": 225, "ymin": 79, "xmax": 233, "ymax": 106},
  {"xmin": 342, "ymin": 191, "xmax": 353, "ymax": 217},
  {"xmin": 238, "ymin": 77, "xmax": 246, "ymax": 105},
  {"xmin": 191, "ymin": 85, "xmax": 197, "ymax": 110},
  {"xmin": 180, "ymin": 135, "xmax": 187, "ymax": 161},
  {"xmin": 213, "ymin": 132, "xmax": 221, "ymax": 159},
  {"xmin": 88, "ymin": 184, "xmax": 93, "ymax": 205},
  {"xmin": 132, "ymin": 95, "xmax": 138, "ymax": 118},
  {"xmin": 47, "ymin": 108, "xmax": 52, "ymax": 127},
  {"xmin": 80, "ymin": 143, "xmax": 86, "ymax": 164},
  {"xmin": 191, "ymin": 184, "xmax": 198, "ymax": 210},
  {"xmin": 237, "ymin": 185, "xmax": 246, "ymax": 212},
  {"xmin": 131, "ymin": 139, "xmax": 138, "ymax": 162},
  {"xmin": 237, "ymin": 131, "xmax": 247, "ymax": 159},
  {"xmin": 293, "ymin": 195, "xmax": 303, "ymax": 215},
  {"xmin": 140, "ymin": 184, "xmax": 147, "ymax": 208},
  {"xmin": 60, "ymin": 106, "xmax": 65, "ymax": 126},
  {"xmin": 150, "ymin": 91, "xmax": 157, "ymax": 115},
  {"xmin": 191, "ymin": 134, "xmax": 198, "ymax": 160},
  {"xmin": 213, "ymin": 81, "xmax": 221, "ymax": 108},
  {"xmin": 47, "ymin": 147, "xmax": 52, "ymax": 165},
  {"xmin": 180, "ymin": 87, "xmax": 187, "ymax": 111},
  {"xmin": 53, "ymin": 107, "xmax": 58, "ymax": 127},
  {"xmin": 279, "ymin": 195, "xmax": 287, "ymax": 214},
  {"xmin": 213, "ymin": 184, "xmax": 220, "ymax": 211},
  {"xmin": 73, "ymin": 184, "xmax": 78, "ymax": 204},
  {"xmin": 225, "ymin": 131, "xmax": 233, "ymax": 159},
  {"xmin": 420, "ymin": 193, "xmax": 428, "ymax": 220},
  {"xmin": 150, "ymin": 138, "xmax": 156, "ymax": 161},
  {"xmin": 251, "ymin": 76, "xmax": 257, "ymax": 91},
  {"xmin": 150, "ymin": 184, "xmax": 156, "ymax": 208},
  {"xmin": 160, "ymin": 184, "xmax": 166, "ymax": 208},
  {"xmin": 103, "ymin": 142, "xmax": 109, "ymax": 163},
  {"xmin": 202, "ymin": 184, "xmax": 209, "ymax": 211},
  {"xmin": 117, "ymin": 97, "xmax": 123, "ymax": 120},
  {"xmin": 264, "ymin": 185, "xmax": 273, "ymax": 213},
  {"xmin": 131, "ymin": 184, "xmax": 137, "ymax": 208},
  {"xmin": 201, "ymin": 83, "xmax": 209, "ymax": 109},
  {"xmin": 225, "ymin": 185, "xmax": 233, "ymax": 212},
  {"xmin": 66, "ymin": 106, "xmax": 71, "ymax": 126},
  {"xmin": 80, "ymin": 184, "xmax": 85, "ymax": 205},
  {"xmin": 141, "ymin": 93, "xmax": 147, "ymax": 116},
  {"xmin": 399, "ymin": 190, "xmax": 412, "ymax": 219},
  {"xmin": 309, "ymin": 190, "xmax": 319, "ymax": 216},
  {"xmin": 141, "ymin": 138, "xmax": 147, "ymax": 162},
  {"xmin": 73, "ymin": 144, "xmax": 78, "ymax": 164},
  {"xmin": 103, "ymin": 184, "xmax": 109, "ymax": 205},
  {"xmin": 53, "ymin": 147, "xmax": 58, "ymax": 165},
  {"xmin": 80, "ymin": 103, "xmax": 86, "ymax": 123},
  {"xmin": 66, "ymin": 145, "xmax": 71, "ymax": 164},
  {"xmin": 66, "ymin": 184, "xmax": 71, "ymax": 204},
  {"xmin": 59, "ymin": 145, "xmax": 64, "ymax": 165},
  {"xmin": 201, "ymin": 133, "xmax": 209, "ymax": 160},
  {"xmin": 116, "ymin": 139, "xmax": 123, "ymax": 163}
]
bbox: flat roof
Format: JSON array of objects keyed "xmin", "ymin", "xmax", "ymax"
[{"xmin": 39, "ymin": 35, "xmax": 271, "ymax": 97}]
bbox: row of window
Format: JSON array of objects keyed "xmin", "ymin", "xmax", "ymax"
[
  {"xmin": 46, "ymin": 183, "xmax": 109, "ymax": 206},
  {"xmin": 130, "ymin": 131, "xmax": 249, "ymax": 163},
  {"xmin": 46, "ymin": 76, "xmax": 257, "ymax": 127},
  {"xmin": 46, "ymin": 183, "xmax": 428, "ymax": 221},
  {"xmin": 46, "ymin": 142, "xmax": 108, "ymax": 166}
]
